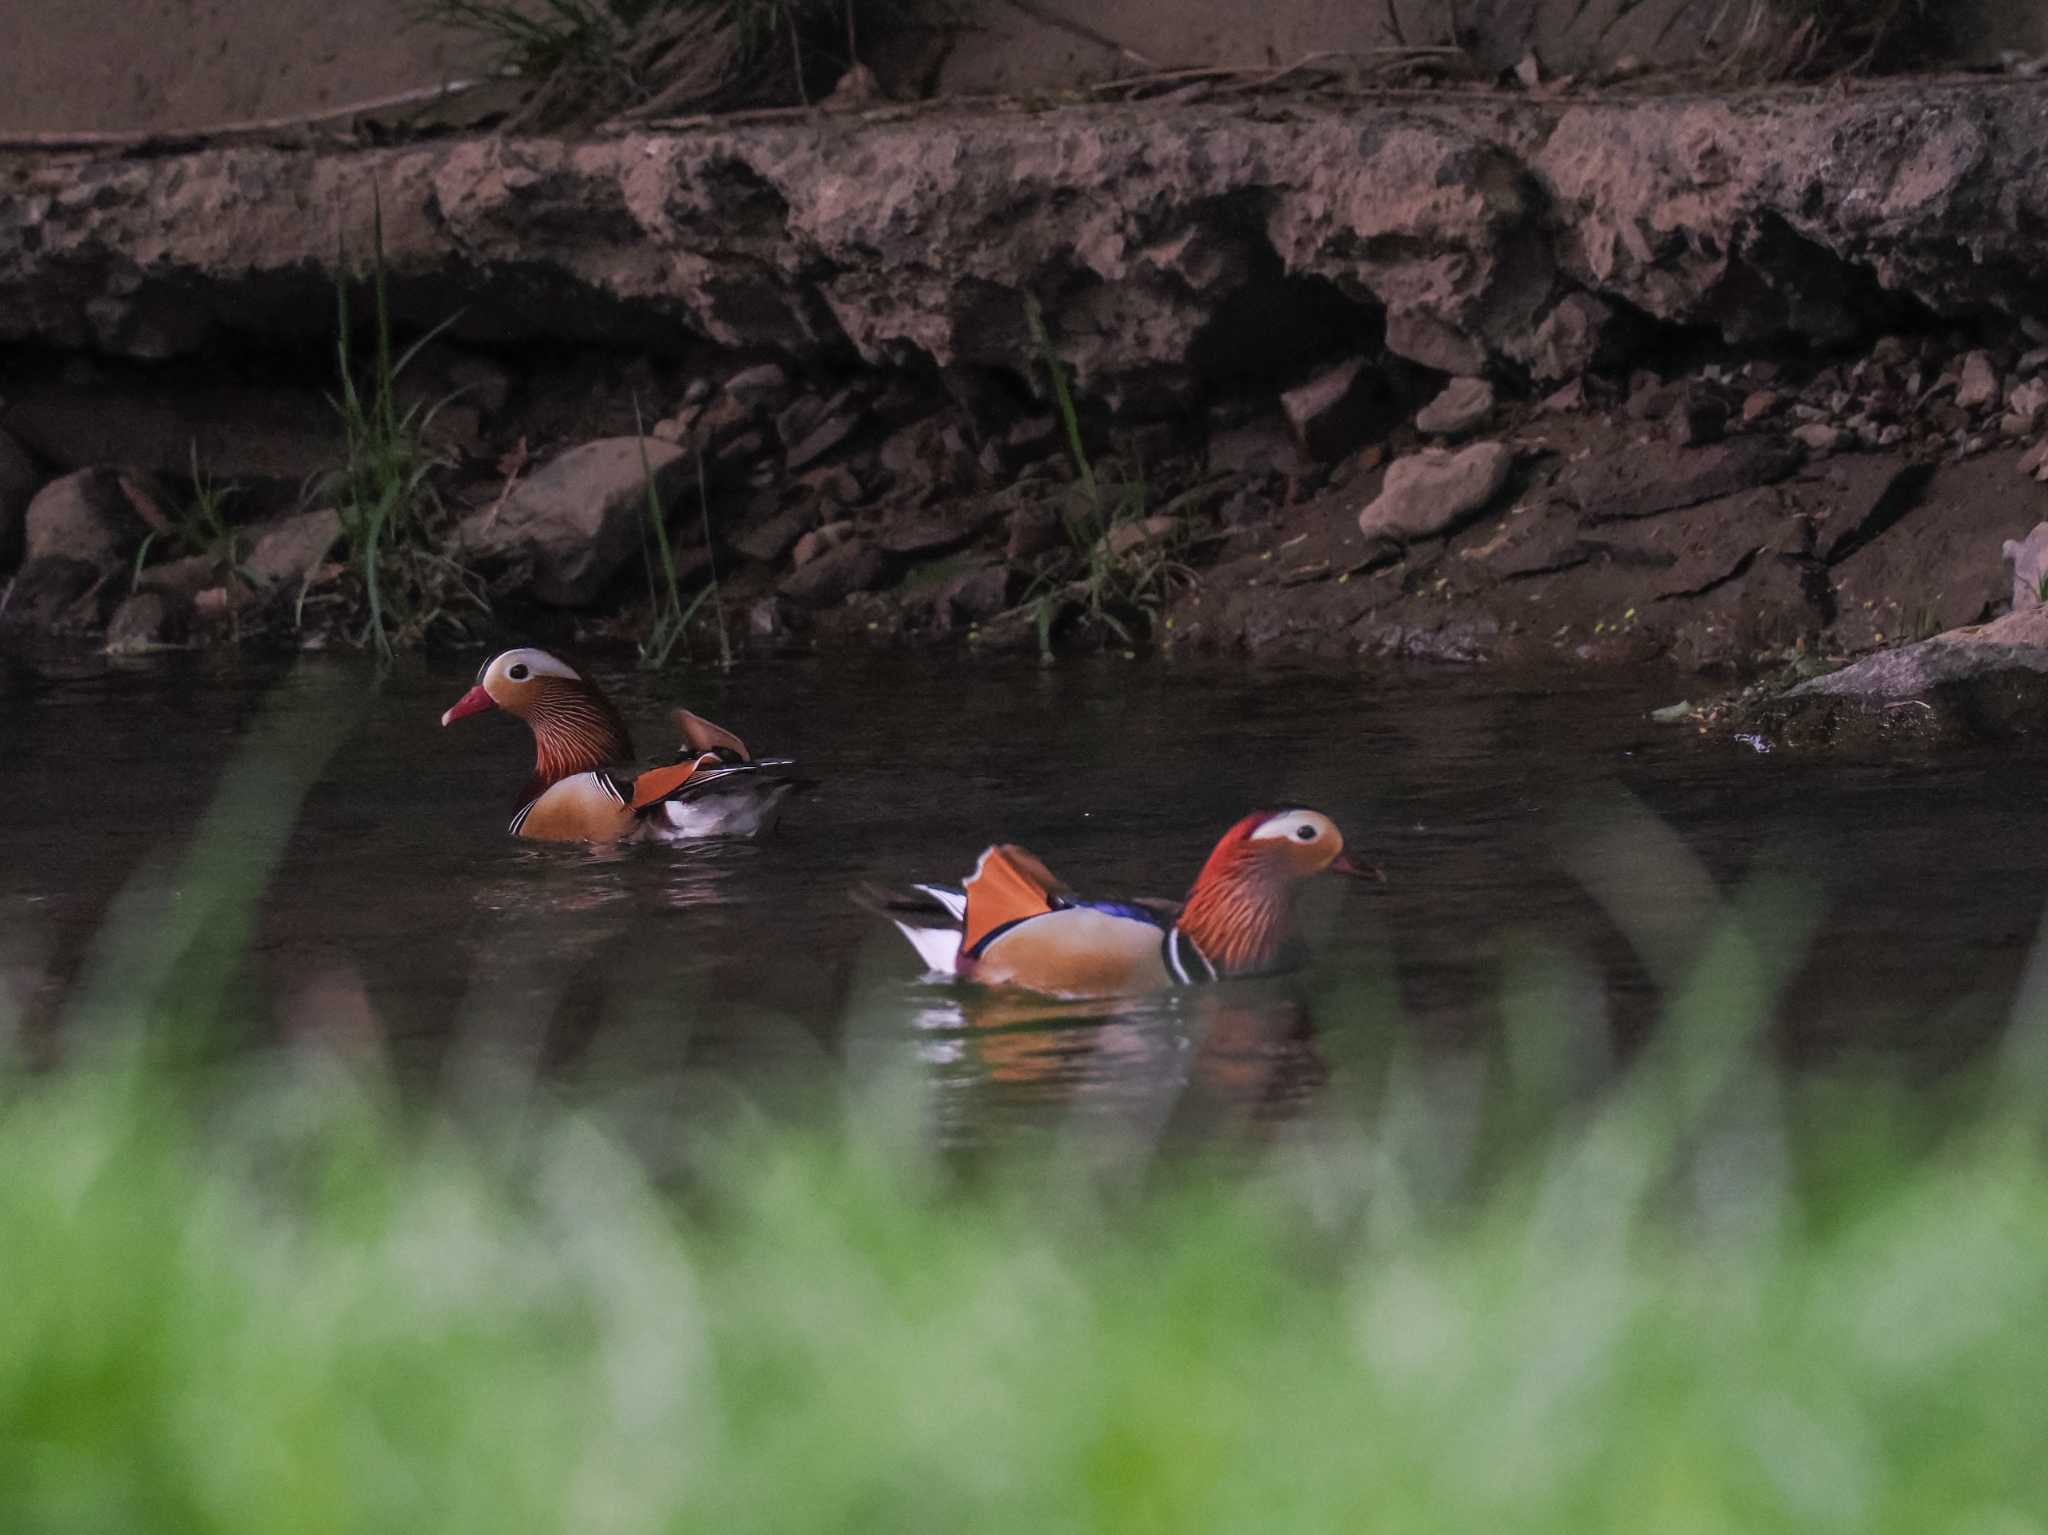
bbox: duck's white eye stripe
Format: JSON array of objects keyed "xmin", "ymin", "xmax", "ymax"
[
  {"xmin": 494, "ymin": 648, "xmax": 580, "ymax": 681},
  {"xmin": 1251, "ymin": 811, "xmax": 1327, "ymax": 842}
]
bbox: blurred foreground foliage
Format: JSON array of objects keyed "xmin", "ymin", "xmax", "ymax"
[{"xmin": 2, "ymin": 680, "xmax": 2047, "ymax": 1531}]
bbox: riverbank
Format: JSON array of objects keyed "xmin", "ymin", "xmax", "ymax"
[{"xmin": 5, "ymin": 82, "xmax": 2048, "ymax": 671}]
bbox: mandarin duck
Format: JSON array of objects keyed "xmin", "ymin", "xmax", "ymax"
[
  {"xmin": 870, "ymin": 808, "xmax": 1367, "ymax": 999},
  {"xmin": 440, "ymin": 647, "xmax": 808, "ymax": 842}
]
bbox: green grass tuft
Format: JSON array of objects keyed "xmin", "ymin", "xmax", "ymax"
[
  {"xmin": 1022, "ymin": 295, "xmax": 1194, "ymax": 654},
  {"xmin": 318, "ymin": 192, "xmax": 488, "ymax": 660}
]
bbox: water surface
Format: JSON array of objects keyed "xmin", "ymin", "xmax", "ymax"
[{"xmin": 2, "ymin": 648, "xmax": 2038, "ymax": 1155}]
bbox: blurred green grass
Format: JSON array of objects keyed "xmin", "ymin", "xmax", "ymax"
[
  {"xmin": 4, "ymin": 1046, "xmax": 2048, "ymax": 1532},
  {"xmin": 3, "ymin": 682, "xmax": 2047, "ymax": 1531}
]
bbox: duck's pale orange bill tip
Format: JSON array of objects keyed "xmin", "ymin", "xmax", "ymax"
[
  {"xmin": 440, "ymin": 685, "xmax": 496, "ymax": 727},
  {"xmin": 1329, "ymin": 852, "xmax": 1385, "ymax": 883}
]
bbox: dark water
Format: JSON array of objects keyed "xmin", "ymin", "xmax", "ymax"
[{"xmin": 2, "ymin": 647, "xmax": 2040, "ymax": 1153}]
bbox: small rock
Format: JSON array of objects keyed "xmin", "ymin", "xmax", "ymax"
[
  {"xmin": 732, "ymin": 506, "xmax": 819, "ymax": 565},
  {"xmin": 462, "ymin": 437, "xmax": 690, "ymax": 607},
  {"xmin": 1100, "ymin": 515, "xmax": 1178, "ymax": 559},
  {"xmin": 2004, "ymin": 521, "xmax": 2048, "ymax": 611},
  {"xmin": 1522, "ymin": 294, "xmax": 1614, "ymax": 383},
  {"xmin": 797, "ymin": 464, "xmax": 863, "ymax": 508},
  {"xmin": 879, "ymin": 505, "xmax": 998, "ymax": 558},
  {"xmin": 1956, "ymin": 351, "xmax": 2002, "ymax": 411},
  {"xmin": 1414, "ymin": 377, "xmax": 1495, "ymax": 439},
  {"xmin": 784, "ymin": 410, "xmax": 864, "ymax": 473},
  {"xmin": 1514, "ymin": 50, "xmax": 1542, "ymax": 88},
  {"xmin": 1281, "ymin": 357, "xmax": 1380, "ymax": 460},
  {"xmin": 243, "ymin": 507, "xmax": 342, "ymax": 592},
  {"xmin": 2009, "ymin": 376, "xmax": 2048, "ymax": 428},
  {"xmin": 135, "ymin": 552, "xmax": 218, "ymax": 598},
  {"xmin": 1539, "ymin": 378, "xmax": 1585, "ymax": 414},
  {"xmin": 2019, "ymin": 441, "xmax": 2048, "ymax": 478},
  {"xmin": 1358, "ymin": 442, "xmax": 1515, "ymax": 541},
  {"xmin": 747, "ymin": 596, "xmax": 789, "ymax": 640},
  {"xmin": 1794, "ymin": 423, "xmax": 1850, "ymax": 454},
  {"xmin": 1671, "ymin": 392, "xmax": 1729, "ymax": 448},
  {"xmin": 1208, "ymin": 415, "xmax": 1313, "ymax": 478},
  {"xmin": 4, "ymin": 557, "xmax": 109, "ymax": 630},
  {"xmin": 23, "ymin": 467, "xmax": 149, "ymax": 567},
  {"xmin": 778, "ymin": 537, "xmax": 885, "ymax": 606},
  {"xmin": 0, "ymin": 428, "xmax": 36, "ymax": 573},
  {"xmin": 1742, "ymin": 390, "xmax": 1781, "ymax": 424},
  {"xmin": 2018, "ymin": 347, "xmax": 2048, "ymax": 378},
  {"xmin": 1877, "ymin": 424, "xmax": 1908, "ymax": 448},
  {"xmin": 791, "ymin": 520, "xmax": 857, "ymax": 568},
  {"xmin": 723, "ymin": 362, "xmax": 791, "ymax": 408},
  {"xmin": 105, "ymin": 589, "xmax": 191, "ymax": 653},
  {"xmin": 1626, "ymin": 372, "xmax": 1677, "ymax": 421},
  {"xmin": 944, "ymin": 563, "xmax": 1012, "ymax": 624},
  {"xmin": 1005, "ymin": 501, "xmax": 1063, "ymax": 562},
  {"xmin": 651, "ymin": 403, "xmax": 702, "ymax": 445}
]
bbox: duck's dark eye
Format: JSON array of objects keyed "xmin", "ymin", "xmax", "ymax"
[
  {"xmin": 508, "ymin": 663, "xmax": 530, "ymax": 681},
  {"xmin": 1295, "ymin": 824, "xmax": 1317, "ymax": 841}
]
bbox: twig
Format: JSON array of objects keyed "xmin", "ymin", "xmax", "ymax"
[
  {"xmin": 0, "ymin": 77, "xmax": 500, "ymax": 153},
  {"xmin": 998, "ymin": 0, "xmax": 1162, "ymax": 70},
  {"xmin": 1081, "ymin": 48, "xmax": 1464, "ymax": 98}
]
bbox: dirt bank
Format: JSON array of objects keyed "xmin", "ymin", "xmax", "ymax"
[{"xmin": 4, "ymin": 81, "xmax": 2048, "ymax": 672}]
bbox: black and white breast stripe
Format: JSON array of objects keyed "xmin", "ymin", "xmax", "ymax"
[
  {"xmin": 506, "ymin": 770, "xmax": 627, "ymax": 834},
  {"xmin": 1163, "ymin": 927, "xmax": 1217, "ymax": 986}
]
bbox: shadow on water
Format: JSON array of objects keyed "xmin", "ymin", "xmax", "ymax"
[{"xmin": 3, "ymin": 644, "xmax": 2044, "ymax": 1155}]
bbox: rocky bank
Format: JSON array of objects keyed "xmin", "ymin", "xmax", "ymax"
[{"xmin": 6, "ymin": 80, "xmax": 2048, "ymax": 684}]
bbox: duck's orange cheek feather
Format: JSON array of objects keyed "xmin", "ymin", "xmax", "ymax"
[{"xmin": 441, "ymin": 685, "xmax": 497, "ymax": 726}]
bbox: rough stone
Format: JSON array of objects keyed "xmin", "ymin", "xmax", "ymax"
[
  {"xmin": 724, "ymin": 362, "xmax": 791, "ymax": 407},
  {"xmin": 879, "ymin": 506, "xmax": 997, "ymax": 557},
  {"xmin": 243, "ymin": 507, "xmax": 342, "ymax": 591},
  {"xmin": 1415, "ymin": 377, "xmax": 1495, "ymax": 439},
  {"xmin": 778, "ymin": 536, "xmax": 885, "ymax": 606},
  {"xmin": 3, "ymin": 556, "xmax": 107, "ymax": 630},
  {"xmin": 23, "ymin": 467, "xmax": 148, "ymax": 567},
  {"xmin": 2005, "ymin": 521, "xmax": 2048, "ymax": 610},
  {"xmin": 1957, "ymin": 351, "xmax": 2003, "ymax": 410},
  {"xmin": 2008, "ymin": 376, "xmax": 2048, "ymax": 428},
  {"xmin": 16, "ymin": 86, "xmax": 2048, "ymax": 399},
  {"xmin": 944, "ymin": 563, "xmax": 1012, "ymax": 624},
  {"xmin": 732, "ymin": 505, "xmax": 819, "ymax": 565},
  {"xmin": 1794, "ymin": 423, "xmax": 1850, "ymax": 454},
  {"xmin": 1562, "ymin": 436, "xmax": 1804, "ymax": 521},
  {"xmin": 1358, "ymin": 442, "xmax": 1514, "ymax": 541},
  {"xmin": 1005, "ymin": 501, "xmax": 1064, "ymax": 562},
  {"xmin": 1671, "ymin": 391, "xmax": 1729, "ymax": 447},
  {"xmin": 1100, "ymin": 514, "xmax": 1178, "ymax": 558},
  {"xmin": 791, "ymin": 519, "xmax": 857, "ymax": 568},
  {"xmin": 1281, "ymin": 357, "xmax": 1381, "ymax": 460},
  {"xmin": 1742, "ymin": 390, "xmax": 1781, "ymax": 424},
  {"xmin": 1746, "ymin": 606, "xmax": 2048, "ymax": 748},
  {"xmin": 105, "ymin": 589, "xmax": 191, "ymax": 653},
  {"xmin": 462, "ymin": 437, "xmax": 690, "ymax": 607},
  {"xmin": 1516, "ymin": 294, "xmax": 1616, "ymax": 383}
]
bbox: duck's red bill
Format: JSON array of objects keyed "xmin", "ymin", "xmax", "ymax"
[
  {"xmin": 440, "ymin": 685, "xmax": 497, "ymax": 726},
  {"xmin": 1329, "ymin": 852, "xmax": 1385, "ymax": 883}
]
